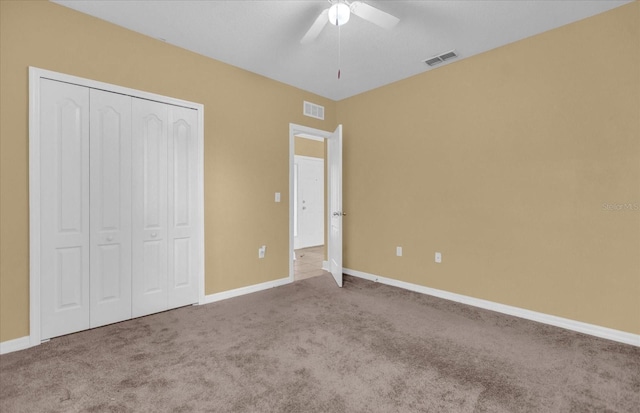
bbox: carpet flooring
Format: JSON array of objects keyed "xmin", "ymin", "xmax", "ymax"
[{"xmin": 1, "ymin": 274, "xmax": 638, "ymax": 412}]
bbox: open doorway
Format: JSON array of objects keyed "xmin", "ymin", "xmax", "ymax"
[
  {"xmin": 293, "ymin": 137, "xmax": 327, "ymax": 281},
  {"xmin": 289, "ymin": 123, "xmax": 343, "ymax": 286}
]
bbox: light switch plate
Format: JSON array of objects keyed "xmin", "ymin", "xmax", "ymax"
[
  {"xmin": 396, "ymin": 246, "xmax": 402, "ymax": 257},
  {"xmin": 275, "ymin": 192, "xmax": 281, "ymax": 202},
  {"xmin": 435, "ymin": 252, "xmax": 442, "ymax": 263}
]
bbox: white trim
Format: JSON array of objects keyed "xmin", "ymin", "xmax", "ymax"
[
  {"xmin": 29, "ymin": 68, "xmax": 42, "ymax": 347},
  {"xmin": 31, "ymin": 67, "xmax": 201, "ymax": 109},
  {"xmin": 289, "ymin": 124, "xmax": 333, "ymax": 283},
  {"xmin": 29, "ymin": 67, "xmax": 205, "ymax": 347},
  {"xmin": 197, "ymin": 98, "xmax": 206, "ymax": 307},
  {"xmin": 344, "ymin": 268, "xmax": 640, "ymax": 347},
  {"xmin": 0, "ymin": 336, "xmax": 31, "ymax": 355},
  {"xmin": 200, "ymin": 277, "xmax": 292, "ymax": 305},
  {"xmin": 4, "ymin": 277, "xmax": 287, "ymax": 353}
]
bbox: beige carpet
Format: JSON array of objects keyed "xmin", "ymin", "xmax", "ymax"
[{"xmin": 1, "ymin": 274, "xmax": 638, "ymax": 412}]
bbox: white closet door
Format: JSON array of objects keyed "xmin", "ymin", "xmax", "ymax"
[
  {"xmin": 167, "ymin": 106, "xmax": 199, "ymax": 308},
  {"xmin": 89, "ymin": 90, "xmax": 132, "ymax": 328},
  {"xmin": 40, "ymin": 79, "xmax": 90, "ymax": 340},
  {"xmin": 132, "ymin": 99, "xmax": 169, "ymax": 317}
]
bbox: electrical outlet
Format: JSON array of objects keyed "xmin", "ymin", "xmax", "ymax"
[
  {"xmin": 396, "ymin": 246, "xmax": 402, "ymax": 257},
  {"xmin": 258, "ymin": 245, "xmax": 266, "ymax": 259},
  {"xmin": 435, "ymin": 252, "xmax": 442, "ymax": 263}
]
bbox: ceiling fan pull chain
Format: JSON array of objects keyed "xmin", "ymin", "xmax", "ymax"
[{"xmin": 338, "ymin": 21, "xmax": 341, "ymax": 80}]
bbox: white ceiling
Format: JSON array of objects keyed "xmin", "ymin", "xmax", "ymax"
[{"xmin": 52, "ymin": 0, "xmax": 631, "ymax": 101}]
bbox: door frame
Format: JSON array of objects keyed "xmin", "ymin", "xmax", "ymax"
[
  {"xmin": 288, "ymin": 124, "xmax": 336, "ymax": 281},
  {"xmin": 28, "ymin": 67, "xmax": 205, "ymax": 346}
]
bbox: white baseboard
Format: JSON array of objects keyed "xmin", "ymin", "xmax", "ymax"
[
  {"xmin": 199, "ymin": 276, "xmax": 292, "ymax": 305},
  {"xmin": 1, "ymin": 277, "xmax": 293, "ymax": 355},
  {"xmin": 343, "ymin": 268, "xmax": 640, "ymax": 347},
  {"xmin": 5, "ymin": 270, "xmax": 636, "ymax": 354},
  {"xmin": 322, "ymin": 260, "xmax": 330, "ymax": 272},
  {"xmin": 0, "ymin": 335, "xmax": 32, "ymax": 355}
]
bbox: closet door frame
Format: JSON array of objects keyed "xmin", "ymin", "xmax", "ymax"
[{"xmin": 29, "ymin": 67, "xmax": 205, "ymax": 347}]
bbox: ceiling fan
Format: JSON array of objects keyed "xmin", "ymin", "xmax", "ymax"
[{"xmin": 301, "ymin": 0, "xmax": 400, "ymax": 44}]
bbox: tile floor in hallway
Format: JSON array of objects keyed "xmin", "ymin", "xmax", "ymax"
[{"xmin": 294, "ymin": 246, "xmax": 328, "ymax": 281}]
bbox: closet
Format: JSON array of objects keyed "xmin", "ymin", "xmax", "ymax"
[{"xmin": 36, "ymin": 75, "xmax": 201, "ymax": 340}]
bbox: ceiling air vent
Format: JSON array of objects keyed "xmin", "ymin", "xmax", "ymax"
[
  {"xmin": 424, "ymin": 50, "xmax": 458, "ymax": 67},
  {"xmin": 303, "ymin": 101, "xmax": 324, "ymax": 120}
]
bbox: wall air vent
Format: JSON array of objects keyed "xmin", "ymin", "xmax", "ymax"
[
  {"xmin": 424, "ymin": 50, "xmax": 458, "ymax": 67},
  {"xmin": 303, "ymin": 101, "xmax": 325, "ymax": 120}
]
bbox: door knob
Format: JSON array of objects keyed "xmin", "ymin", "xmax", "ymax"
[
  {"xmin": 107, "ymin": 236, "xmax": 113, "ymax": 242},
  {"xmin": 151, "ymin": 232, "xmax": 157, "ymax": 238}
]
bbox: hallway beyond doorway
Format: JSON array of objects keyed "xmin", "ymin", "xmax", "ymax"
[{"xmin": 294, "ymin": 246, "xmax": 327, "ymax": 281}]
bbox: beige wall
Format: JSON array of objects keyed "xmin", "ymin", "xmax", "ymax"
[
  {"xmin": 0, "ymin": 0, "xmax": 336, "ymax": 342},
  {"xmin": 294, "ymin": 137, "xmax": 325, "ymax": 159},
  {"xmin": 337, "ymin": 2, "xmax": 639, "ymax": 334},
  {"xmin": 1, "ymin": 1, "xmax": 638, "ymax": 344}
]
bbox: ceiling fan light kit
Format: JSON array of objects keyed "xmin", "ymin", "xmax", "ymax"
[{"xmin": 329, "ymin": 3, "xmax": 351, "ymax": 26}]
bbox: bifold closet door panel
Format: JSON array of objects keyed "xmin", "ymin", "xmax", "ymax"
[
  {"xmin": 89, "ymin": 89, "xmax": 133, "ymax": 328},
  {"xmin": 132, "ymin": 98, "xmax": 169, "ymax": 318},
  {"xmin": 40, "ymin": 79, "xmax": 91, "ymax": 340},
  {"xmin": 168, "ymin": 106, "xmax": 199, "ymax": 308}
]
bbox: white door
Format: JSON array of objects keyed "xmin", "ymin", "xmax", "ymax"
[
  {"xmin": 40, "ymin": 79, "xmax": 91, "ymax": 339},
  {"xmin": 31, "ymin": 68, "xmax": 205, "ymax": 343},
  {"xmin": 294, "ymin": 156, "xmax": 324, "ymax": 249},
  {"xmin": 89, "ymin": 89, "xmax": 132, "ymax": 328},
  {"xmin": 167, "ymin": 105, "xmax": 199, "ymax": 308},
  {"xmin": 132, "ymin": 98, "xmax": 169, "ymax": 317},
  {"xmin": 327, "ymin": 125, "xmax": 343, "ymax": 287}
]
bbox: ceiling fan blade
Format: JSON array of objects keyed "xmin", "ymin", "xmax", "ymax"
[
  {"xmin": 350, "ymin": 1, "xmax": 399, "ymax": 30},
  {"xmin": 301, "ymin": 9, "xmax": 329, "ymax": 44}
]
